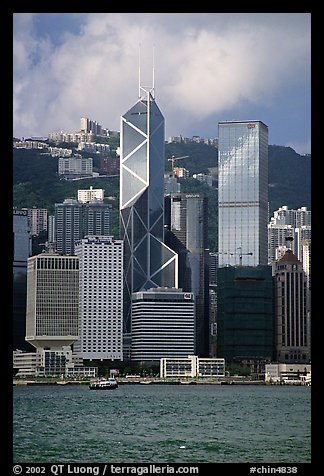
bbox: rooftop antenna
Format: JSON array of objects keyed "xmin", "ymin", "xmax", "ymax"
[
  {"xmin": 138, "ymin": 44, "xmax": 155, "ymax": 98},
  {"xmin": 152, "ymin": 44, "xmax": 155, "ymax": 99},
  {"xmin": 138, "ymin": 43, "xmax": 141, "ymax": 98}
]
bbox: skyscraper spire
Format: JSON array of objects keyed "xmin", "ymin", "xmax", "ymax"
[
  {"xmin": 120, "ymin": 61, "xmax": 178, "ymax": 348},
  {"xmin": 152, "ymin": 44, "xmax": 155, "ymax": 99},
  {"xmin": 138, "ymin": 45, "xmax": 155, "ymax": 98},
  {"xmin": 138, "ymin": 43, "xmax": 141, "ymax": 99}
]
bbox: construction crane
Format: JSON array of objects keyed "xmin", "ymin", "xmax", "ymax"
[
  {"xmin": 167, "ymin": 155, "xmax": 189, "ymax": 175},
  {"xmin": 236, "ymin": 248, "xmax": 253, "ymax": 266},
  {"xmin": 218, "ymin": 248, "xmax": 253, "ymax": 266}
]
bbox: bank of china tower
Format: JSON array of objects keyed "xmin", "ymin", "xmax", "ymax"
[{"xmin": 120, "ymin": 82, "xmax": 178, "ymax": 352}]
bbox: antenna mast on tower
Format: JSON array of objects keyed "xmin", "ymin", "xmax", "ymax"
[{"xmin": 138, "ymin": 44, "xmax": 155, "ymax": 98}]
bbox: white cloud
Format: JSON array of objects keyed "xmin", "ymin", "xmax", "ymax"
[{"xmin": 13, "ymin": 13, "xmax": 311, "ymax": 146}]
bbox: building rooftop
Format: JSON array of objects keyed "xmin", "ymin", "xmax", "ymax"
[{"xmin": 278, "ymin": 249, "xmax": 299, "ymax": 263}]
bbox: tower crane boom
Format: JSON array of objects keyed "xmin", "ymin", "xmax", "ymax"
[{"xmin": 167, "ymin": 155, "xmax": 189, "ymax": 174}]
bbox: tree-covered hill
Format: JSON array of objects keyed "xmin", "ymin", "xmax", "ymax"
[
  {"xmin": 165, "ymin": 142, "xmax": 217, "ymax": 174},
  {"xmin": 13, "ymin": 142, "xmax": 311, "ymax": 252},
  {"xmin": 165, "ymin": 142, "xmax": 311, "ymax": 214},
  {"xmin": 267, "ymin": 146, "xmax": 311, "ymax": 214}
]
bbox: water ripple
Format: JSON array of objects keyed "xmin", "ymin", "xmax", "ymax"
[{"xmin": 13, "ymin": 384, "xmax": 311, "ymax": 463}]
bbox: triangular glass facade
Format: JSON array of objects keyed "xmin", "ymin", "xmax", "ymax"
[{"xmin": 120, "ymin": 90, "xmax": 178, "ymax": 335}]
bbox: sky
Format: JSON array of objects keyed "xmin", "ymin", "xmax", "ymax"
[{"xmin": 13, "ymin": 13, "xmax": 311, "ymax": 154}]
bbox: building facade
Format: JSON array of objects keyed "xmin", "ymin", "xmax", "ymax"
[
  {"xmin": 218, "ymin": 120, "xmax": 268, "ymax": 267},
  {"xmin": 272, "ymin": 250, "xmax": 311, "ymax": 363},
  {"xmin": 270, "ymin": 206, "xmax": 311, "ymax": 228},
  {"xmin": 100, "ymin": 157, "xmax": 119, "ymax": 176},
  {"xmin": 265, "ymin": 363, "xmax": 311, "ymax": 384},
  {"xmin": 164, "ymin": 193, "xmax": 210, "ymax": 356},
  {"xmin": 13, "ymin": 209, "xmax": 33, "ymax": 351},
  {"xmin": 55, "ymin": 200, "xmax": 83, "ymax": 254},
  {"xmin": 13, "ymin": 348, "xmax": 97, "ymax": 378},
  {"xmin": 55, "ymin": 199, "xmax": 112, "ymax": 255},
  {"xmin": 77, "ymin": 186, "xmax": 104, "ymax": 203},
  {"xmin": 131, "ymin": 288, "xmax": 195, "ymax": 363},
  {"xmin": 74, "ymin": 236, "xmax": 123, "ymax": 361},
  {"xmin": 21, "ymin": 207, "xmax": 48, "ymax": 236},
  {"xmin": 58, "ymin": 157, "xmax": 93, "ymax": 179},
  {"xmin": 25, "ymin": 252, "xmax": 80, "ymax": 350},
  {"xmin": 160, "ymin": 355, "xmax": 225, "ymax": 378},
  {"xmin": 119, "ymin": 83, "xmax": 178, "ymax": 350},
  {"xmin": 268, "ymin": 206, "xmax": 311, "ymax": 264},
  {"xmin": 164, "ymin": 175, "xmax": 180, "ymax": 195},
  {"xmin": 216, "ymin": 265, "xmax": 274, "ymax": 362}
]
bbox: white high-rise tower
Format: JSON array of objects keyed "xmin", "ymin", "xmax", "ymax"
[{"xmin": 74, "ymin": 236, "xmax": 123, "ymax": 361}]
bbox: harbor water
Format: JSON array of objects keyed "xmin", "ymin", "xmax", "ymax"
[{"xmin": 13, "ymin": 384, "xmax": 311, "ymax": 464}]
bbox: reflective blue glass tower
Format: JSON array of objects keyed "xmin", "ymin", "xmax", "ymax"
[
  {"xmin": 218, "ymin": 120, "xmax": 268, "ymax": 267},
  {"xmin": 120, "ymin": 83, "xmax": 178, "ymax": 341}
]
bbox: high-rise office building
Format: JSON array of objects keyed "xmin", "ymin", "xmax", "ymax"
[
  {"xmin": 55, "ymin": 199, "xmax": 112, "ymax": 255},
  {"xmin": 217, "ymin": 265, "xmax": 274, "ymax": 362},
  {"xmin": 55, "ymin": 200, "xmax": 83, "ymax": 255},
  {"xmin": 131, "ymin": 288, "xmax": 195, "ymax": 363},
  {"xmin": 25, "ymin": 252, "xmax": 79, "ymax": 350},
  {"xmin": 13, "ymin": 209, "xmax": 33, "ymax": 351},
  {"xmin": 74, "ymin": 236, "xmax": 123, "ymax": 361},
  {"xmin": 119, "ymin": 80, "xmax": 178, "ymax": 349},
  {"xmin": 272, "ymin": 250, "xmax": 310, "ymax": 363},
  {"xmin": 218, "ymin": 120, "xmax": 268, "ymax": 267},
  {"xmin": 165, "ymin": 193, "xmax": 209, "ymax": 356}
]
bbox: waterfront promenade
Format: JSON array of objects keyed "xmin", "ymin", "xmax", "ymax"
[{"xmin": 12, "ymin": 376, "xmax": 271, "ymax": 386}]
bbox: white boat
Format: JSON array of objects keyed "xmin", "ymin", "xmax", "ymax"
[{"xmin": 89, "ymin": 377, "xmax": 118, "ymax": 390}]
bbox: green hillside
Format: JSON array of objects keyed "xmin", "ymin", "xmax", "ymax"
[{"xmin": 13, "ymin": 142, "xmax": 311, "ymax": 252}]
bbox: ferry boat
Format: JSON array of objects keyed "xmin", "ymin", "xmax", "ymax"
[{"xmin": 89, "ymin": 377, "xmax": 118, "ymax": 390}]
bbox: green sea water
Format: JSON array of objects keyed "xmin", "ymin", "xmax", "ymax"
[{"xmin": 13, "ymin": 384, "xmax": 311, "ymax": 464}]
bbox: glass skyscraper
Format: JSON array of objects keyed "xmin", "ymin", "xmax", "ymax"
[
  {"xmin": 120, "ymin": 84, "xmax": 178, "ymax": 340},
  {"xmin": 164, "ymin": 193, "xmax": 209, "ymax": 356},
  {"xmin": 218, "ymin": 120, "xmax": 268, "ymax": 267}
]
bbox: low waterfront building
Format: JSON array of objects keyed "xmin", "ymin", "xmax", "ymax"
[
  {"xmin": 265, "ymin": 363, "xmax": 311, "ymax": 384},
  {"xmin": 160, "ymin": 355, "xmax": 225, "ymax": 378},
  {"xmin": 13, "ymin": 349, "xmax": 97, "ymax": 378}
]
